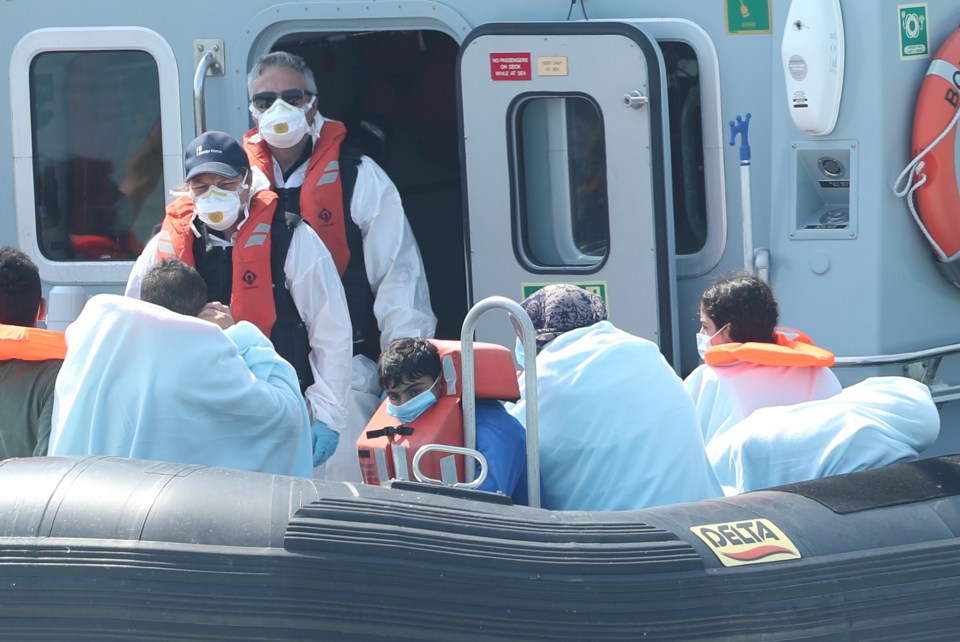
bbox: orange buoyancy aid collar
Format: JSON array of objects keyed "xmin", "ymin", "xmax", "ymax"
[
  {"xmin": 156, "ymin": 191, "xmax": 280, "ymax": 336},
  {"xmin": 0, "ymin": 324, "xmax": 67, "ymax": 361},
  {"xmin": 704, "ymin": 330, "xmax": 835, "ymax": 368},
  {"xmin": 243, "ymin": 120, "xmax": 351, "ymax": 277}
]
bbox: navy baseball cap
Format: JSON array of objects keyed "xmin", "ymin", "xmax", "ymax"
[{"xmin": 183, "ymin": 131, "xmax": 250, "ymax": 181}]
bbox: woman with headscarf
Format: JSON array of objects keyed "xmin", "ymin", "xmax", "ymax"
[{"xmin": 509, "ymin": 284, "xmax": 721, "ymax": 511}]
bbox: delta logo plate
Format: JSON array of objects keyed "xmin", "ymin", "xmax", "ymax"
[{"xmin": 690, "ymin": 518, "xmax": 801, "ymax": 567}]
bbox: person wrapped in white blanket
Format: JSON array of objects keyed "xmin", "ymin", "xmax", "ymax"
[
  {"xmin": 509, "ymin": 284, "xmax": 721, "ymax": 511},
  {"xmin": 708, "ymin": 376, "xmax": 940, "ymax": 495},
  {"xmin": 49, "ymin": 260, "xmax": 313, "ymax": 477},
  {"xmin": 684, "ymin": 273, "xmax": 842, "ymax": 448}
]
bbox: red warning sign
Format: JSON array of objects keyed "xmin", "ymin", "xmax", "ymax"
[{"xmin": 490, "ymin": 52, "xmax": 532, "ymax": 81}]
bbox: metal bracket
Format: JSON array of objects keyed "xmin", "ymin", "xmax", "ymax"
[{"xmin": 193, "ymin": 39, "xmax": 225, "ymax": 77}]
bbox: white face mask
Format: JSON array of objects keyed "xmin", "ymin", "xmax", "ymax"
[
  {"xmin": 252, "ymin": 97, "xmax": 315, "ymax": 149},
  {"xmin": 696, "ymin": 323, "xmax": 729, "ymax": 361},
  {"xmin": 194, "ymin": 186, "xmax": 243, "ymax": 231}
]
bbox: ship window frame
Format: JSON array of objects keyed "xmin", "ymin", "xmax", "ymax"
[
  {"xmin": 635, "ymin": 19, "xmax": 727, "ymax": 278},
  {"xmin": 510, "ymin": 92, "xmax": 610, "ymax": 273},
  {"xmin": 10, "ymin": 27, "xmax": 182, "ymax": 285}
]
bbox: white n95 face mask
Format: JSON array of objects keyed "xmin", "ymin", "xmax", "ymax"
[
  {"xmin": 194, "ymin": 186, "xmax": 242, "ymax": 231},
  {"xmin": 254, "ymin": 97, "xmax": 314, "ymax": 149}
]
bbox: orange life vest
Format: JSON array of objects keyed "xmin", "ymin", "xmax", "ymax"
[
  {"xmin": 357, "ymin": 340, "xmax": 521, "ymax": 486},
  {"xmin": 156, "ymin": 191, "xmax": 280, "ymax": 336},
  {"xmin": 243, "ymin": 120, "xmax": 351, "ymax": 276},
  {"xmin": 0, "ymin": 324, "xmax": 67, "ymax": 361},
  {"xmin": 705, "ymin": 329, "xmax": 835, "ymax": 368}
]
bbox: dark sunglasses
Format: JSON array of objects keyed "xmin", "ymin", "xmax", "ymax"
[{"xmin": 250, "ymin": 89, "xmax": 314, "ymax": 111}]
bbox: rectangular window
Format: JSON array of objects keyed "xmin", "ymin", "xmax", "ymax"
[
  {"xmin": 515, "ymin": 95, "xmax": 609, "ymax": 270},
  {"xmin": 30, "ymin": 50, "xmax": 164, "ymax": 261}
]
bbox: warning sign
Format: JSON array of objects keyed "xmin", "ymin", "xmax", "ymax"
[{"xmin": 490, "ymin": 53, "xmax": 532, "ymax": 81}]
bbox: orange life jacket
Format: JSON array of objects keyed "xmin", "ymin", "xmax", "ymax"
[
  {"xmin": 243, "ymin": 120, "xmax": 351, "ymax": 276},
  {"xmin": 156, "ymin": 191, "xmax": 280, "ymax": 336},
  {"xmin": 0, "ymin": 324, "xmax": 67, "ymax": 361},
  {"xmin": 705, "ymin": 329, "xmax": 835, "ymax": 368},
  {"xmin": 357, "ymin": 340, "xmax": 521, "ymax": 486}
]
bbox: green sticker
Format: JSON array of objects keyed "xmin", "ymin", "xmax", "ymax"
[
  {"xmin": 726, "ymin": 0, "xmax": 772, "ymax": 35},
  {"xmin": 899, "ymin": 3, "xmax": 929, "ymax": 60}
]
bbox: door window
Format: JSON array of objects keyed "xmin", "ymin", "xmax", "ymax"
[
  {"xmin": 30, "ymin": 50, "xmax": 164, "ymax": 262},
  {"xmin": 515, "ymin": 95, "xmax": 608, "ymax": 270}
]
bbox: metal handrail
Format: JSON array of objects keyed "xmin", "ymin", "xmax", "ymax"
[
  {"xmin": 834, "ymin": 340, "xmax": 960, "ymax": 393},
  {"xmin": 193, "ymin": 50, "xmax": 215, "ymax": 137},
  {"xmin": 833, "ymin": 341, "xmax": 960, "ymax": 368},
  {"xmin": 460, "ymin": 296, "xmax": 541, "ymax": 508},
  {"xmin": 412, "ymin": 445, "xmax": 488, "ymax": 489}
]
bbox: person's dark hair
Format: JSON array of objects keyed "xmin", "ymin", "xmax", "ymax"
[
  {"xmin": 700, "ymin": 272, "xmax": 778, "ymax": 344},
  {"xmin": 140, "ymin": 259, "xmax": 208, "ymax": 317},
  {"xmin": 378, "ymin": 338, "xmax": 442, "ymax": 391},
  {"xmin": 0, "ymin": 247, "xmax": 42, "ymax": 327}
]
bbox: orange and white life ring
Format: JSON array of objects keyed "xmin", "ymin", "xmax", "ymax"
[{"xmin": 895, "ymin": 28, "xmax": 960, "ymax": 279}]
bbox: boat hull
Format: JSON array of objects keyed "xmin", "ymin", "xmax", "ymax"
[{"xmin": 1, "ymin": 456, "xmax": 959, "ymax": 640}]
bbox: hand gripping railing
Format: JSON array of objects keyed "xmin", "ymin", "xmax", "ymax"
[{"xmin": 460, "ymin": 296, "xmax": 541, "ymax": 508}]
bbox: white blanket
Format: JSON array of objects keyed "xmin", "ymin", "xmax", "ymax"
[
  {"xmin": 50, "ymin": 294, "xmax": 312, "ymax": 477},
  {"xmin": 707, "ymin": 376, "xmax": 940, "ymax": 495},
  {"xmin": 685, "ymin": 361, "xmax": 842, "ymax": 445},
  {"xmin": 509, "ymin": 321, "xmax": 721, "ymax": 510}
]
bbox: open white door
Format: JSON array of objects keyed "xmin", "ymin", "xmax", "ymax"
[{"xmin": 458, "ymin": 21, "xmax": 678, "ymax": 364}]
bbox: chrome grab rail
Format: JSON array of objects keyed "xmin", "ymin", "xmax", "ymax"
[
  {"xmin": 460, "ymin": 296, "xmax": 541, "ymax": 508},
  {"xmin": 833, "ymin": 341, "xmax": 960, "ymax": 369},
  {"xmin": 193, "ymin": 50, "xmax": 215, "ymax": 137},
  {"xmin": 412, "ymin": 444, "xmax": 488, "ymax": 489},
  {"xmin": 834, "ymin": 340, "xmax": 960, "ymax": 401}
]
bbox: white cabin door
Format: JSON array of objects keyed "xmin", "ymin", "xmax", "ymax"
[{"xmin": 458, "ymin": 22, "xmax": 678, "ymax": 364}]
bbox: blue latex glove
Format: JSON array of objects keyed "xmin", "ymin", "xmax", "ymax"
[{"xmin": 311, "ymin": 420, "xmax": 340, "ymax": 467}]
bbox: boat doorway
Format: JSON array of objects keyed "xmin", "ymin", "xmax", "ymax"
[{"xmin": 266, "ymin": 30, "xmax": 468, "ymax": 342}]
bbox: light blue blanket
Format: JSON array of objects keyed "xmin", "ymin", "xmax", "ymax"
[
  {"xmin": 707, "ymin": 376, "xmax": 940, "ymax": 494},
  {"xmin": 510, "ymin": 321, "xmax": 721, "ymax": 510},
  {"xmin": 50, "ymin": 294, "xmax": 312, "ymax": 477}
]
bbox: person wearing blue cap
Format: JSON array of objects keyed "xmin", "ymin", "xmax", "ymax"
[{"xmin": 125, "ymin": 130, "xmax": 352, "ymax": 471}]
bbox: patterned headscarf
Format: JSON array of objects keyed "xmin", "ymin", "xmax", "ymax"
[{"xmin": 520, "ymin": 284, "xmax": 608, "ymax": 351}]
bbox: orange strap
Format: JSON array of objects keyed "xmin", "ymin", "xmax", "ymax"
[
  {"xmin": 0, "ymin": 324, "xmax": 67, "ymax": 361},
  {"xmin": 705, "ymin": 330, "xmax": 835, "ymax": 367}
]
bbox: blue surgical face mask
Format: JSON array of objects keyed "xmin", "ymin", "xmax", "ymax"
[
  {"xmin": 514, "ymin": 337, "xmax": 525, "ymax": 370},
  {"xmin": 386, "ymin": 377, "xmax": 440, "ymax": 424},
  {"xmin": 696, "ymin": 324, "xmax": 729, "ymax": 361}
]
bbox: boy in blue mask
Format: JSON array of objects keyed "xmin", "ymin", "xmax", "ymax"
[{"xmin": 377, "ymin": 338, "xmax": 528, "ymax": 503}]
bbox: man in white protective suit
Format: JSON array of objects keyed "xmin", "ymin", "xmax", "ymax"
[{"xmin": 243, "ymin": 51, "xmax": 437, "ymax": 482}]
